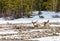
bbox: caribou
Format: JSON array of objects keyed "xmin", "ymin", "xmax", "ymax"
[
  {"xmin": 44, "ymin": 20, "xmax": 50, "ymax": 28},
  {"xmin": 32, "ymin": 21, "xmax": 41, "ymax": 29}
]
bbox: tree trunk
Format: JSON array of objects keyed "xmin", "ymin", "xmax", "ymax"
[{"xmin": 52, "ymin": 0, "xmax": 57, "ymax": 12}]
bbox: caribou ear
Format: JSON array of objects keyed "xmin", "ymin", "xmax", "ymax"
[
  {"xmin": 32, "ymin": 20, "xmax": 35, "ymax": 23},
  {"xmin": 32, "ymin": 21, "xmax": 33, "ymax": 23}
]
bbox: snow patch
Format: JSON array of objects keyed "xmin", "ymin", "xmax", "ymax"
[
  {"xmin": 0, "ymin": 11, "xmax": 60, "ymax": 24},
  {"xmin": 27, "ymin": 36, "xmax": 60, "ymax": 41}
]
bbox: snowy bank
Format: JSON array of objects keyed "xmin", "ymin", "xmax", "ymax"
[{"xmin": 0, "ymin": 11, "xmax": 60, "ymax": 24}]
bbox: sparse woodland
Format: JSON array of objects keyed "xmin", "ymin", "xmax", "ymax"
[{"xmin": 0, "ymin": 0, "xmax": 60, "ymax": 18}]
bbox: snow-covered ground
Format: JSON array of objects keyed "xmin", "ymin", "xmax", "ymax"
[
  {"xmin": 27, "ymin": 36, "xmax": 60, "ymax": 41},
  {"xmin": 0, "ymin": 11, "xmax": 60, "ymax": 40},
  {"xmin": 0, "ymin": 30, "xmax": 18, "ymax": 35},
  {"xmin": 0, "ymin": 11, "xmax": 60, "ymax": 24}
]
